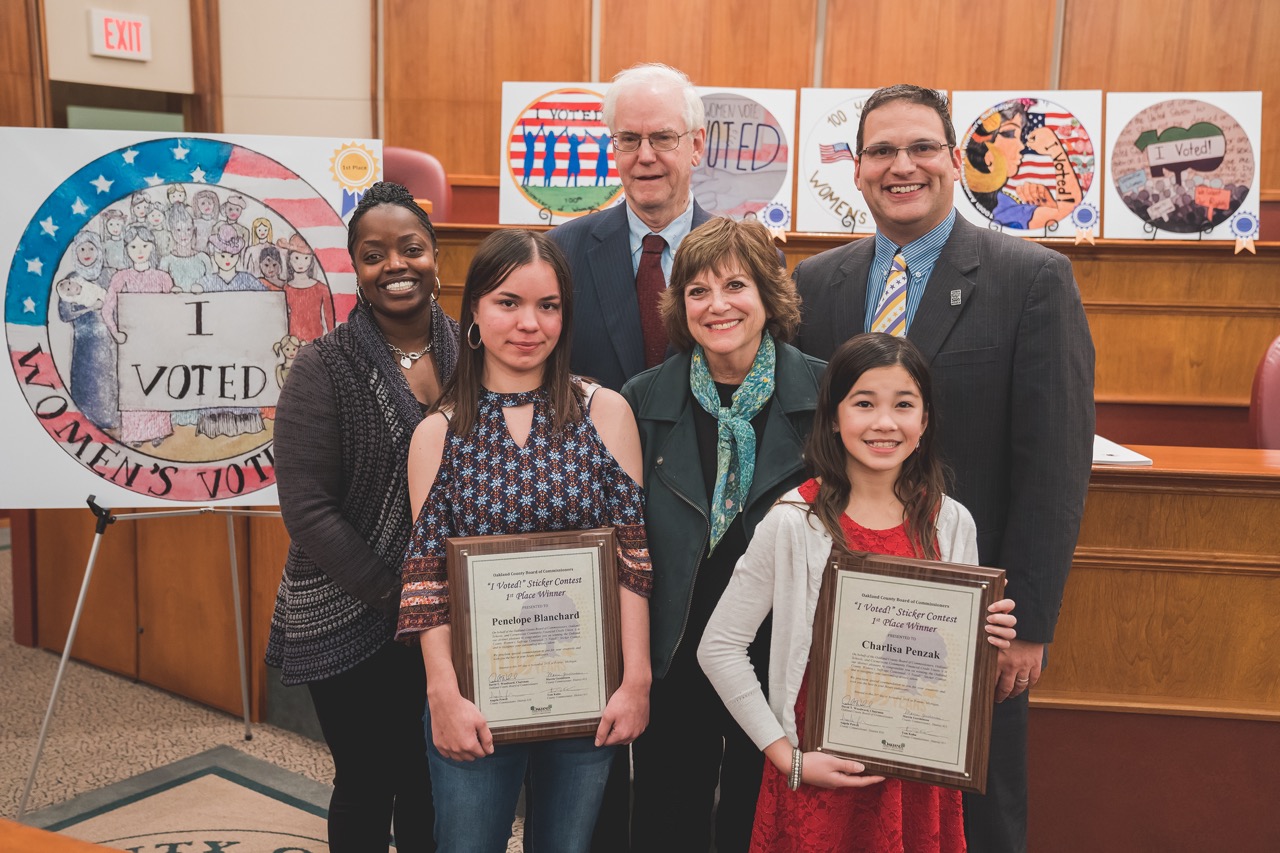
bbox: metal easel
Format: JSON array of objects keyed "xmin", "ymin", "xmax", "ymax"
[{"xmin": 18, "ymin": 495, "xmax": 281, "ymax": 818}]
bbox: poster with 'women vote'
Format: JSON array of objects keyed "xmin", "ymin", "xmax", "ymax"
[
  {"xmin": 693, "ymin": 87, "xmax": 796, "ymax": 230},
  {"xmin": 1, "ymin": 128, "xmax": 381, "ymax": 507}
]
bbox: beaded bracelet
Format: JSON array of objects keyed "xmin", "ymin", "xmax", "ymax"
[{"xmin": 787, "ymin": 748, "xmax": 803, "ymax": 791}]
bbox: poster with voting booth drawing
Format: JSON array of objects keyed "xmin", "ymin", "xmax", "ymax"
[
  {"xmin": 1, "ymin": 128, "xmax": 379, "ymax": 507},
  {"xmin": 499, "ymin": 82, "xmax": 622, "ymax": 226},
  {"xmin": 795, "ymin": 88, "xmax": 878, "ymax": 234},
  {"xmin": 1103, "ymin": 92, "xmax": 1261, "ymax": 241},
  {"xmin": 694, "ymin": 87, "xmax": 796, "ymax": 231},
  {"xmin": 951, "ymin": 90, "xmax": 1102, "ymax": 240}
]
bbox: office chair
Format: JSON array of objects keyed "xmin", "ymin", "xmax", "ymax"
[
  {"xmin": 1250, "ymin": 334, "xmax": 1280, "ymax": 449},
  {"xmin": 382, "ymin": 145, "xmax": 452, "ymax": 223}
]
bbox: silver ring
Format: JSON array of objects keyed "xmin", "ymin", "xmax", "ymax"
[{"xmin": 1015, "ymin": 677, "xmax": 1030, "ymax": 684}]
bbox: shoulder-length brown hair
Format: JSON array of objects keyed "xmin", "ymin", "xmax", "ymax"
[
  {"xmin": 659, "ymin": 217, "xmax": 800, "ymax": 352},
  {"xmin": 434, "ymin": 229, "xmax": 583, "ymax": 436},
  {"xmin": 804, "ymin": 333, "xmax": 947, "ymax": 559}
]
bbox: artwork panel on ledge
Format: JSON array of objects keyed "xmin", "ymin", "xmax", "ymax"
[
  {"xmin": 693, "ymin": 87, "xmax": 796, "ymax": 232},
  {"xmin": 498, "ymin": 82, "xmax": 621, "ymax": 226},
  {"xmin": 951, "ymin": 90, "xmax": 1103, "ymax": 240},
  {"xmin": 0, "ymin": 129, "xmax": 381, "ymax": 508},
  {"xmin": 795, "ymin": 88, "xmax": 879, "ymax": 235},
  {"xmin": 1102, "ymin": 92, "xmax": 1261, "ymax": 242}
]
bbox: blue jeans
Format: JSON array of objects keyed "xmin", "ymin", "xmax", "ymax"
[{"xmin": 424, "ymin": 709, "xmax": 616, "ymax": 853}]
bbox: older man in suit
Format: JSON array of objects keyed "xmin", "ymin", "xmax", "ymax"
[
  {"xmin": 547, "ymin": 63, "xmax": 711, "ymax": 851},
  {"xmin": 549, "ymin": 63, "xmax": 711, "ymax": 391},
  {"xmin": 792, "ymin": 85, "xmax": 1095, "ymax": 853}
]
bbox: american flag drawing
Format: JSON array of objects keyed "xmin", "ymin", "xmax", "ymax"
[
  {"xmin": 6, "ymin": 136, "xmax": 356, "ymax": 328},
  {"xmin": 1007, "ymin": 103, "xmax": 1095, "ymax": 194},
  {"xmin": 819, "ymin": 141, "xmax": 855, "ymax": 163}
]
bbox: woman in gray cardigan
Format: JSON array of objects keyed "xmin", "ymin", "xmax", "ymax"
[{"xmin": 265, "ymin": 182, "xmax": 458, "ymax": 852}]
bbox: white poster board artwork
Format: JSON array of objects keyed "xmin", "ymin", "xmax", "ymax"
[
  {"xmin": 694, "ymin": 87, "xmax": 796, "ymax": 230},
  {"xmin": 1, "ymin": 129, "xmax": 380, "ymax": 507},
  {"xmin": 1103, "ymin": 92, "xmax": 1261, "ymax": 241},
  {"xmin": 951, "ymin": 90, "xmax": 1103, "ymax": 239},
  {"xmin": 795, "ymin": 88, "xmax": 878, "ymax": 234},
  {"xmin": 498, "ymin": 82, "xmax": 622, "ymax": 226}
]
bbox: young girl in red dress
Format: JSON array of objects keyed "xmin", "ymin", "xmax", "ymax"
[{"xmin": 698, "ymin": 332, "xmax": 1018, "ymax": 852}]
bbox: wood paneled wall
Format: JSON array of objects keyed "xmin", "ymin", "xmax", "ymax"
[
  {"xmin": 384, "ymin": 0, "xmax": 1279, "ymax": 201},
  {"xmin": 602, "ymin": 0, "xmax": 817, "ymax": 90},
  {"xmin": 0, "ymin": 0, "xmax": 46, "ymax": 127},
  {"xmin": 822, "ymin": 0, "xmax": 1056, "ymax": 90},
  {"xmin": 383, "ymin": 0, "xmax": 592, "ymax": 179},
  {"xmin": 1060, "ymin": 0, "xmax": 1280, "ymax": 198}
]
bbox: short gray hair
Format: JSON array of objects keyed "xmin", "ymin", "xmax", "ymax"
[{"xmin": 603, "ymin": 63, "xmax": 704, "ymax": 134}]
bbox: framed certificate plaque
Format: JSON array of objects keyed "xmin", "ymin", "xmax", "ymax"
[
  {"xmin": 446, "ymin": 528, "xmax": 622, "ymax": 744},
  {"xmin": 802, "ymin": 549, "xmax": 1006, "ymax": 793}
]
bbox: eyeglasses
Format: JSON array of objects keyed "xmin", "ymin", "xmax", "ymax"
[
  {"xmin": 857, "ymin": 141, "xmax": 953, "ymax": 162},
  {"xmin": 611, "ymin": 131, "xmax": 692, "ymax": 153}
]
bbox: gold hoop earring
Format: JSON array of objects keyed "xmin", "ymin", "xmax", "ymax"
[
  {"xmin": 432, "ymin": 276, "xmax": 442, "ymax": 302},
  {"xmin": 467, "ymin": 322, "xmax": 482, "ymax": 350}
]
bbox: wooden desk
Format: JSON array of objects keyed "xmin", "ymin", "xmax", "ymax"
[
  {"xmin": 1033, "ymin": 445, "xmax": 1280, "ymax": 721},
  {"xmin": 1027, "ymin": 446, "xmax": 1280, "ymax": 852}
]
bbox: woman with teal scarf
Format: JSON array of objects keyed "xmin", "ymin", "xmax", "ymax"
[{"xmin": 621, "ymin": 217, "xmax": 826, "ymax": 853}]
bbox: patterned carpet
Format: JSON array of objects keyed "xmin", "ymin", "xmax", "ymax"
[
  {"xmin": 23, "ymin": 746, "xmax": 331, "ymax": 850},
  {"xmin": 0, "ymin": 543, "xmax": 334, "ymax": 820},
  {"xmin": 0, "ymin": 527, "xmax": 525, "ymax": 851}
]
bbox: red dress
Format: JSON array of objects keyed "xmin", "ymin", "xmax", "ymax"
[{"xmin": 748, "ymin": 479, "xmax": 966, "ymax": 853}]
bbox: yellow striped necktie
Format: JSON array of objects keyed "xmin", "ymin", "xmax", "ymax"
[{"xmin": 871, "ymin": 252, "xmax": 908, "ymax": 337}]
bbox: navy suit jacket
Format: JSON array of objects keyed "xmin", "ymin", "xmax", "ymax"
[
  {"xmin": 793, "ymin": 214, "xmax": 1095, "ymax": 643},
  {"xmin": 548, "ymin": 201, "xmax": 713, "ymax": 391}
]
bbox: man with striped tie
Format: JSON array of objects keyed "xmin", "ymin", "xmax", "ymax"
[{"xmin": 792, "ymin": 84, "xmax": 1095, "ymax": 853}]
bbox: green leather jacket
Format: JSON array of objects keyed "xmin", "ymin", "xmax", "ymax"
[{"xmin": 620, "ymin": 340, "xmax": 826, "ymax": 679}]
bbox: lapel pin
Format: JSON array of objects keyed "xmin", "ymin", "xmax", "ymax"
[{"xmin": 950, "ymin": 289, "xmax": 962, "ymax": 306}]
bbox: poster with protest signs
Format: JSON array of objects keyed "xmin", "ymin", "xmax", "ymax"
[
  {"xmin": 1103, "ymin": 92, "xmax": 1261, "ymax": 241},
  {"xmin": 1, "ymin": 129, "xmax": 379, "ymax": 507}
]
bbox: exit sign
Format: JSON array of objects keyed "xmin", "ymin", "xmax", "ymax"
[{"xmin": 89, "ymin": 9, "xmax": 152, "ymax": 61}]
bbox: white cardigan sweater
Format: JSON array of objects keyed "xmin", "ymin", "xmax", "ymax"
[{"xmin": 697, "ymin": 486, "xmax": 979, "ymax": 753}]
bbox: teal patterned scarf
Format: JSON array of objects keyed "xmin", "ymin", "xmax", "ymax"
[{"xmin": 689, "ymin": 334, "xmax": 776, "ymax": 552}]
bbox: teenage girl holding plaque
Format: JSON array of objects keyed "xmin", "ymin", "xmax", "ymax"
[
  {"xmin": 395, "ymin": 229, "xmax": 652, "ymax": 853},
  {"xmin": 697, "ymin": 333, "xmax": 1017, "ymax": 852}
]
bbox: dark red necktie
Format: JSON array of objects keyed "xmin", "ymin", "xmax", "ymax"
[{"xmin": 637, "ymin": 233, "xmax": 669, "ymax": 368}]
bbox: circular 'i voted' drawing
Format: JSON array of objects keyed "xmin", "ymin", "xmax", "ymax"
[
  {"xmin": 959, "ymin": 97, "xmax": 1096, "ymax": 233},
  {"xmin": 5, "ymin": 138, "xmax": 351, "ymax": 501},
  {"xmin": 506, "ymin": 88, "xmax": 623, "ymax": 219},
  {"xmin": 1110, "ymin": 99, "xmax": 1255, "ymax": 234},
  {"xmin": 694, "ymin": 92, "xmax": 790, "ymax": 220}
]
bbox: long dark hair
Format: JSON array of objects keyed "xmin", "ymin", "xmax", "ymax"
[
  {"xmin": 435, "ymin": 229, "xmax": 582, "ymax": 436},
  {"xmin": 804, "ymin": 333, "xmax": 946, "ymax": 559}
]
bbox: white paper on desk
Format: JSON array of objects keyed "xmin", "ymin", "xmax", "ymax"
[{"xmin": 1093, "ymin": 435, "xmax": 1153, "ymax": 466}]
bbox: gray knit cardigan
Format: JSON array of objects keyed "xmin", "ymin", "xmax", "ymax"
[{"xmin": 265, "ymin": 300, "xmax": 459, "ymax": 685}]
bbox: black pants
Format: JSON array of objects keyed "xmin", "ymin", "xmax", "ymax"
[
  {"xmin": 630, "ymin": 646, "xmax": 764, "ymax": 853},
  {"xmin": 308, "ymin": 639, "xmax": 435, "ymax": 853},
  {"xmin": 963, "ymin": 690, "xmax": 1029, "ymax": 853}
]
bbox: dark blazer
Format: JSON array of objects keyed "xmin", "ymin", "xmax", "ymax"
[
  {"xmin": 792, "ymin": 213, "xmax": 1095, "ymax": 644},
  {"xmin": 549, "ymin": 201, "xmax": 713, "ymax": 391},
  {"xmin": 620, "ymin": 342, "xmax": 826, "ymax": 678}
]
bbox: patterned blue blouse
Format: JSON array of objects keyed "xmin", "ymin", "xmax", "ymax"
[{"xmin": 396, "ymin": 384, "xmax": 652, "ymax": 636}]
